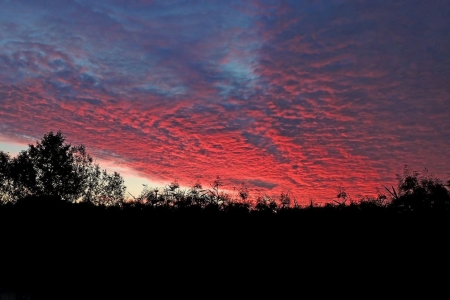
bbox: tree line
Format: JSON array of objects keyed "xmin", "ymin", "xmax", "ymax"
[
  {"xmin": 1, "ymin": 131, "xmax": 449, "ymax": 300},
  {"xmin": 1, "ymin": 130, "xmax": 449, "ymax": 213}
]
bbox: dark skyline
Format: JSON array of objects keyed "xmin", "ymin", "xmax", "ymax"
[{"xmin": 1, "ymin": 0, "xmax": 449, "ymax": 204}]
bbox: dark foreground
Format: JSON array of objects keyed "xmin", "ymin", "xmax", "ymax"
[{"xmin": 1, "ymin": 200, "xmax": 450, "ymax": 299}]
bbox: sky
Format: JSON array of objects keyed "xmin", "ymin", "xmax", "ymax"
[{"xmin": 0, "ymin": 0, "xmax": 449, "ymax": 205}]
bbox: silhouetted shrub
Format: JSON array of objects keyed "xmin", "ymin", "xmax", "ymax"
[{"xmin": 390, "ymin": 166, "xmax": 450, "ymax": 212}]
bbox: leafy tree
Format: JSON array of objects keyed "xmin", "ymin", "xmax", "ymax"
[
  {"xmin": 237, "ymin": 182, "xmax": 249, "ymax": 202},
  {"xmin": 208, "ymin": 175, "xmax": 225, "ymax": 204},
  {"xmin": 280, "ymin": 191, "xmax": 291, "ymax": 208},
  {"xmin": 164, "ymin": 180, "xmax": 181, "ymax": 204},
  {"xmin": 255, "ymin": 194, "xmax": 278, "ymax": 213},
  {"xmin": 16, "ymin": 131, "xmax": 92, "ymax": 201},
  {"xmin": 135, "ymin": 184, "xmax": 161, "ymax": 206},
  {"xmin": 186, "ymin": 180, "xmax": 207, "ymax": 206},
  {"xmin": 83, "ymin": 165, "xmax": 126, "ymax": 206},
  {"xmin": 0, "ymin": 151, "xmax": 13, "ymax": 203},
  {"xmin": 0, "ymin": 131, "xmax": 126, "ymax": 204},
  {"xmin": 391, "ymin": 165, "xmax": 450, "ymax": 211}
]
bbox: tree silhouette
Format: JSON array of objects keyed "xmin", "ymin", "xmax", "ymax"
[
  {"xmin": 390, "ymin": 165, "xmax": 450, "ymax": 211},
  {"xmin": 208, "ymin": 175, "xmax": 227, "ymax": 205},
  {"xmin": 83, "ymin": 165, "xmax": 126, "ymax": 206},
  {"xmin": 0, "ymin": 158, "xmax": 449, "ymax": 299},
  {"xmin": 0, "ymin": 151, "xmax": 13, "ymax": 203},
  {"xmin": 0, "ymin": 131, "xmax": 126, "ymax": 204}
]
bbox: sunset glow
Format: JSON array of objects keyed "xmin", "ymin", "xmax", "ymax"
[{"xmin": 1, "ymin": 0, "xmax": 449, "ymax": 204}]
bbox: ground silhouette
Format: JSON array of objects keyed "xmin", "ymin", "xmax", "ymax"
[{"xmin": 1, "ymin": 132, "xmax": 450, "ymax": 299}]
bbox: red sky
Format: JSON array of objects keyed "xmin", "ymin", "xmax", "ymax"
[{"xmin": 1, "ymin": 0, "xmax": 449, "ymax": 204}]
